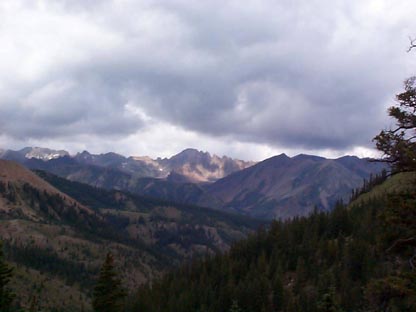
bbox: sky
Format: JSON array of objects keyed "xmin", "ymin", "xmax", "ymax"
[{"xmin": 0, "ymin": 0, "xmax": 416, "ymax": 161}]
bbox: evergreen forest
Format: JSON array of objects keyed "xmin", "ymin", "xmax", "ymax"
[{"xmin": 131, "ymin": 172, "xmax": 416, "ymax": 311}]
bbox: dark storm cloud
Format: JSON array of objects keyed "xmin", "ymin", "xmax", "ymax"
[
  {"xmin": 0, "ymin": 0, "xmax": 415, "ymax": 153},
  {"xmin": 0, "ymin": 77, "xmax": 142, "ymax": 140},
  {"xmin": 114, "ymin": 0, "xmax": 410, "ymax": 150}
]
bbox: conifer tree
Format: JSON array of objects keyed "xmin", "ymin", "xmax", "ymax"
[
  {"xmin": 92, "ymin": 252, "xmax": 126, "ymax": 312},
  {"xmin": 0, "ymin": 240, "xmax": 15, "ymax": 311},
  {"xmin": 373, "ymin": 76, "xmax": 416, "ymax": 173}
]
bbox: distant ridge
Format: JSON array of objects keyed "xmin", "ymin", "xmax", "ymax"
[
  {"xmin": 0, "ymin": 147, "xmax": 387, "ymax": 219},
  {"xmin": 1, "ymin": 147, "xmax": 254, "ymax": 183},
  {"xmin": 204, "ymin": 154, "xmax": 387, "ymax": 219},
  {"xmin": 1, "ymin": 147, "xmax": 69, "ymax": 161}
]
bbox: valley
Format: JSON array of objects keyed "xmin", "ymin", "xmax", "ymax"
[{"xmin": 0, "ymin": 159, "xmax": 261, "ymax": 311}]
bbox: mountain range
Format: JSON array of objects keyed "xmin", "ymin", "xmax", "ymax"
[
  {"xmin": 0, "ymin": 147, "xmax": 387, "ymax": 219},
  {"xmin": 0, "ymin": 147, "xmax": 254, "ymax": 183}
]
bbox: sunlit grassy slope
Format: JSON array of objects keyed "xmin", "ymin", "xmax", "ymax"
[{"xmin": 349, "ymin": 171, "xmax": 416, "ymax": 207}]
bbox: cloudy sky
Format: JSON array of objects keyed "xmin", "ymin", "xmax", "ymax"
[{"xmin": 1, "ymin": 0, "xmax": 415, "ymax": 161}]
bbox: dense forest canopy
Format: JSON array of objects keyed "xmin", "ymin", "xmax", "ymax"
[{"xmin": 130, "ymin": 180, "xmax": 416, "ymax": 311}]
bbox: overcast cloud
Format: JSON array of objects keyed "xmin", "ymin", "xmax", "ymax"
[{"xmin": 0, "ymin": 0, "xmax": 415, "ymax": 160}]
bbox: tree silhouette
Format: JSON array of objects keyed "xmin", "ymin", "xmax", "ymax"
[
  {"xmin": 92, "ymin": 252, "xmax": 126, "ymax": 312},
  {"xmin": 370, "ymin": 73, "xmax": 416, "ymax": 310},
  {"xmin": 373, "ymin": 77, "xmax": 416, "ymax": 173}
]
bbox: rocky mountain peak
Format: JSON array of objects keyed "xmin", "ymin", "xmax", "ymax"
[
  {"xmin": 169, "ymin": 148, "xmax": 210, "ymax": 164},
  {"xmin": 76, "ymin": 150, "xmax": 92, "ymax": 159},
  {"xmin": 0, "ymin": 146, "xmax": 255, "ymax": 183},
  {"xmin": 22, "ymin": 147, "xmax": 69, "ymax": 161}
]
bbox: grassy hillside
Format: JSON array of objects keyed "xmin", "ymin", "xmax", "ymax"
[
  {"xmin": 349, "ymin": 171, "xmax": 416, "ymax": 207},
  {"xmin": 131, "ymin": 172, "xmax": 416, "ymax": 312}
]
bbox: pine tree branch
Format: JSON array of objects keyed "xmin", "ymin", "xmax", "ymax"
[{"xmin": 407, "ymin": 37, "xmax": 416, "ymax": 52}]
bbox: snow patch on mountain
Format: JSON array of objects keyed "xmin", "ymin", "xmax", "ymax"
[{"xmin": 24, "ymin": 147, "xmax": 69, "ymax": 161}]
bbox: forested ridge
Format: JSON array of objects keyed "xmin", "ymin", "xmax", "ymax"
[{"xmin": 130, "ymin": 172, "xmax": 416, "ymax": 311}]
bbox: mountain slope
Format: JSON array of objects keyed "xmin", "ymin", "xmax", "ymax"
[
  {"xmin": 0, "ymin": 160, "xmax": 96, "ymax": 222},
  {"xmin": 206, "ymin": 154, "xmax": 387, "ymax": 219},
  {"xmin": 35, "ymin": 169, "xmax": 262, "ymax": 252},
  {"xmin": 349, "ymin": 171, "xmax": 416, "ymax": 207},
  {"xmin": 74, "ymin": 151, "xmax": 165, "ymax": 178},
  {"xmin": 24, "ymin": 158, "xmax": 217, "ymax": 206},
  {"xmin": 0, "ymin": 161, "xmax": 261, "ymax": 311}
]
